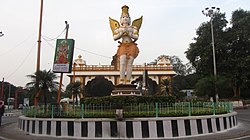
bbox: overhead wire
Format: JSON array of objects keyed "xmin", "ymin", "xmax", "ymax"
[
  {"xmin": 41, "ymin": 27, "xmax": 66, "ymax": 49},
  {"xmin": 42, "ymin": 33, "xmax": 112, "ymax": 60},
  {"xmin": 42, "ymin": 35, "xmax": 55, "ymax": 49},
  {"xmin": 6, "ymin": 42, "xmax": 36, "ymax": 79},
  {"xmin": 4, "ymin": 27, "xmax": 110, "ymax": 80},
  {"xmin": 0, "ymin": 32, "xmax": 36, "ymax": 56},
  {"xmin": 5, "ymin": 28, "xmax": 65, "ymax": 79},
  {"xmin": 42, "ymin": 28, "xmax": 66, "ymax": 41},
  {"xmin": 76, "ymin": 47, "xmax": 111, "ymax": 59}
]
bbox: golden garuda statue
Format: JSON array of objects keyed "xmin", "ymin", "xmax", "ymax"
[{"xmin": 109, "ymin": 5, "xmax": 143, "ymax": 84}]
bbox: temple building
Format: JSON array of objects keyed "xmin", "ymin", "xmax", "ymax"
[{"xmin": 68, "ymin": 55, "xmax": 176, "ymax": 96}]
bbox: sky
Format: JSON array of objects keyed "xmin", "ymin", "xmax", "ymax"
[{"xmin": 0, "ymin": 0, "xmax": 249, "ymax": 88}]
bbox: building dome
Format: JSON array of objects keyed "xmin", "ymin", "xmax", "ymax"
[
  {"xmin": 74, "ymin": 55, "xmax": 86, "ymax": 66},
  {"xmin": 157, "ymin": 56, "xmax": 171, "ymax": 66}
]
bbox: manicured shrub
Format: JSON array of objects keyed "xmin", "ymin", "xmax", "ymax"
[{"xmin": 81, "ymin": 95, "xmax": 176, "ymax": 105}]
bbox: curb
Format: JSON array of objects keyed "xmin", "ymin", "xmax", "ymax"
[
  {"xmin": 18, "ymin": 112, "xmax": 237, "ymax": 139},
  {"xmin": 3, "ymin": 113, "xmax": 15, "ymax": 117}
]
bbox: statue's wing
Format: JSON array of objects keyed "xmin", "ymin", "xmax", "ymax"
[
  {"xmin": 109, "ymin": 17, "xmax": 120, "ymax": 35},
  {"xmin": 132, "ymin": 16, "xmax": 143, "ymax": 32}
]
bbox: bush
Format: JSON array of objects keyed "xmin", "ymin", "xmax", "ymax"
[{"xmin": 80, "ymin": 96, "xmax": 176, "ymax": 106}]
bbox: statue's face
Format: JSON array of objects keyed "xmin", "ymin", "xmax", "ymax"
[{"xmin": 120, "ymin": 14, "xmax": 131, "ymax": 25}]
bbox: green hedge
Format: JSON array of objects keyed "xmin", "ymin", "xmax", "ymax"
[
  {"xmin": 80, "ymin": 95, "xmax": 176, "ymax": 105},
  {"xmin": 25, "ymin": 110, "xmax": 228, "ymax": 118}
]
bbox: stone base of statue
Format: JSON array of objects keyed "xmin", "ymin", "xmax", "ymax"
[{"xmin": 111, "ymin": 84, "xmax": 142, "ymax": 96}]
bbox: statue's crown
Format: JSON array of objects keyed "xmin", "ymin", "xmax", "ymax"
[{"xmin": 121, "ymin": 5, "xmax": 129, "ymax": 16}]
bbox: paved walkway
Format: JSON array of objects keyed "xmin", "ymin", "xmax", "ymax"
[
  {"xmin": 3, "ymin": 109, "xmax": 20, "ymax": 117},
  {"xmin": 0, "ymin": 123, "xmax": 63, "ymax": 140}
]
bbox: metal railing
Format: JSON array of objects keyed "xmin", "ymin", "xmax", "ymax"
[{"xmin": 22, "ymin": 102, "xmax": 233, "ymax": 118}]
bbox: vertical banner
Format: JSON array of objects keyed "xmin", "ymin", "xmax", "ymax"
[{"xmin": 53, "ymin": 39, "xmax": 75, "ymax": 73}]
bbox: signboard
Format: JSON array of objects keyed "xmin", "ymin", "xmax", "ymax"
[
  {"xmin": 53, "ymin": 39, "xmax": 75, "ymax": 73},
  {"xmin": 187, "ymin": 90, "xmax": 192, "ymax": 97},
  {"xmin": 23, "ymin": 98, "xmax": 29, "ymax": 106}
]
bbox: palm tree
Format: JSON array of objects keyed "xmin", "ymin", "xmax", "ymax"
[
  {"xmin": 159, "ymin": 79, "xmax": 169, "ymax": 96},
  {"xmin": 26, "ymin": 70, "xmax": 59, "ymax": 107},
  {"xmin": 66, "ymin": 81, "xmax": 82, "ymax": 109}
]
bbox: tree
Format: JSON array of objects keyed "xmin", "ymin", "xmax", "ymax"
[
  {"xmin": 221, "ymin": 9, "xmax": 250, "ymax": 97},
  {"xmin": 132, "ymin": 76, "xmax": 158, "ymax": 95},
  {"xmin": 85, "ymin": 76, "xmax": 114, "ymax": 97},
  {"xmin": 151, "ymin": 55, "xmax": 192, "ymax": 76},
  {"xmin": 0, "ymin": 82, "xmax": 16, "ymax": 104},
  {"xmin": 171, "ymin": 74, "xmax": 200, "ymax": 98},
  {"xmin": 66, "ymin": 81, "xmax": 82, "ymax": 109},
  {"xmin": 149, "ymin": 55, "xmax": 198, "ymax": 97},
  {"xmin": 26, "ymin": 70, "xmax": 59, "ymax": 107},
  {"xmin": 159, "ymin": 79, "xmax": 169, "ymax": 95},
  {"xmin": 169, "ymin": 56, "xmax": 189, "ymax": 76},
  {"xmin": 185, "ymin": 12, "xmax": 228, "ymax": 76},
  {"xmin": 195, "ymin": 76, "xmax": 233, "ymax": 100},
  {"xmin": 185, "ymin": 9, "xmax": 250, "ymax": 97}
]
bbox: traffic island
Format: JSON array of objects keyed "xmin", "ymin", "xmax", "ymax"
[{"xmin": 18, "ymin": 106, "xmax": 237, "ymax": 139}]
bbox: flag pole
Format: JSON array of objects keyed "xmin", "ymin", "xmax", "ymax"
[{"xmin": 34, "ymin": 0, "xmax": 44, "ymax": 106}]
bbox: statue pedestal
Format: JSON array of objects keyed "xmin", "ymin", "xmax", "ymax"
[{"xmin": 111, "ymin": 84, "xmax": 142, "ymax": 96}]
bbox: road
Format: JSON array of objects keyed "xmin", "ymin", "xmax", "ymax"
[
  {"xmin": 181, "ymin": 108, "xmax": 250, "ymax": 140},
  {"xmin": 1, "ymin": 116, "xmax": 19, "ymax": 126},
  {"xmin": 0, "ymin": 108, "xmax": 250, "ymax": 140},
  {"xmin": 236, "ymin": 108, "xmax": 250, "ymax": 122}
]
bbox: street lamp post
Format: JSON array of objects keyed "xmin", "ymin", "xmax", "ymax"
[{"xmin": 202, "ymin": 7, "xmax": 220, "ymax": 102}]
